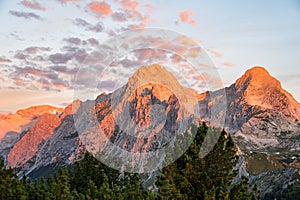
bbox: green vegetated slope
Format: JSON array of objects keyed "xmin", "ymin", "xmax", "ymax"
[{"xmin": 0, "ymin": 123, "xmax": 257, "ymax": 200}]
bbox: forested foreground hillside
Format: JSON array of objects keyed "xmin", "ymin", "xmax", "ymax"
[{"xmin": 0, "ymin": 123, "xmax": 258, "ymax": 200}]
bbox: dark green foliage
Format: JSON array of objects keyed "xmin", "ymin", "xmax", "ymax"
[
  {"xmin": 0, "ymin": 123, "xmax": 257, "ymax": 199},
  {"xmin": 157, "ymin": 122, "xmax": 257, "ymax": 200}
]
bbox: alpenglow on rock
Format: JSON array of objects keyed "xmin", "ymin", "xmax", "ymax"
[
  {"xmin": 1, "ymin": 65, "xmax": 300, "ymax": 177},
  {"xmin": 197, "ymin": 66, "xmax": 300, "ymax": 158}
]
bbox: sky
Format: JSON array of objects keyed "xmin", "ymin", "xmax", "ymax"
[{"xmin": 0, "ymin": 0, "xmax": 300, "ymax": 113}]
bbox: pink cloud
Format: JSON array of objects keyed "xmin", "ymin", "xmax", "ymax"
[
  {"xmin": 144, "ymin": 4, "xmax": 154, "ymax": 13},
  {"xmin": 174, "ymin": 35, "xmax": 200, "ymax": 47},
  {"xmin": 116, "ymin": 0, "xmax": 151, "ymax": 22},
  {"xmin": 24, "ymin": 46, "xmax": 51, "ymax": 54},
  {"xmin": 13, "ymin": 78, "xmax": 26, "ymax": 86},
  {"xmin": 112, "ymin": 12, "xmax": 128, "ymax": 22},
  {"xmin": 179, "ymin": 10, "xmax": 197, "ymax": 25},
  {"xmin": 21, "ymin": 0, "xmax": 46, "ymax": 11},
  {"xmin": 38, "ymin": 78, "xmax": 68, "ymax": 89},
  {"xmin": 89, "ymin": 1, "xmax": 112, "ymax": 18},
  {"xmin": 58, "ymin": 0, "xmax": 80, "ymax": 2},
  {"xmin": 0, "ymin": 56, "xmax": 11, "ymax": 63},
  {"xmin": 171, "ymin": 54, "xmax": 183, "ymax": 63},
  {"xmin": 188, "ymin": 47, "xmax": 200, "ymax": 57},
  {"xmin": 193, "ymin": 75, "xmax": 205, "ymax": 81},
  {"xmin": 206, "ymin": 48, "xmax": 222, "ymax": 58},
  {"xmin": 222, "ymin": 62, "xmax": 234, "ymax": 67}
]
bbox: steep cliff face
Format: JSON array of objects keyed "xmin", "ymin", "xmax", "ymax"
[
  {"xmin": 86, "ymin": 65, "xmax": 198, "ymax": 154},
  {"xmin": 0, "ymin": 105, "xmax": 63, "ymax": 140},
  {"xmin": 198, "ymin": 66, "xmax": 300, "ymax": 157},
  {"xmin": 81, "ymin": 65, "xmax": 199, "ymax": 173},
  {"xmin": 6, "ymin": 101, "xmax": 81, "ymax": 172},
  {"xmin": 7, "ymin": 113, "xmax": 61, "ymax": 169},
  {"xmin": 234, "ymin": 67, "xmax": 300, "ymax": 120},
  {"xmin": 0, "ymin": 105, "xmax": 63, "ymax": 164},
  {"xmin": 3, "ymin": 65, "xmax": 300, "ymax": 177},
  {"xmin": 14, "ymin": 65, "xmax": 198, "ymax": 175}
]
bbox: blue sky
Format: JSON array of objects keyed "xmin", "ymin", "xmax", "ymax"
[{"xmin": 0, "ymin": 0, "xmax": 299, "ymax": 112}]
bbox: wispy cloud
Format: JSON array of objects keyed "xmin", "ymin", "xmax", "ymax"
[
  {"xmin": 179, "ymin": 10, "xmax": 196, "ymax": 25},
  {"xmin": 12, "ymin": 77, "xmax": 27, "ymax": 87},
  {"xmin": 222, "ymin": 62, "xmax": 234, "ymax": 67},
  {"xmin": 23, "ymin": 46, "xmax": 51, "ymax": 54},
  {"xmin": 57, "ymin": 0, "xmax": 80, "ymax": 3},
  {"xmin": 87, "ymin": 38, "xmax": 99, "ymax": 46},
  {"xmin": 21, "ymin": 0, "xmax": 46, "ymax": 11},
  {"xmin": 9, "ymin": 10, "xmax": 42, "ymax": 20},
  {"xmin": 38, "ymin": 78, "xmax": 68, "ymax": 90},
  {"xmin": 50, "ymin": 65, "xmax": 79, "ymax": 75},
  {"xmin": 206, "ymin": 48, "xmax": 222, "ymax": 58},
  {"xmin": 63, "ymin": 37, "xmax": 82, "ymax": 46},
  {"xmin": 112, "ymin": 12, "xmax": 128, "ymax": 22},
  {"xmin": 73, "ymin": 18, "xmax": 105, "ymax": 32},
  {"xmin": 73, "ymin": 18, "xmax": 90, "ymax": 27},
  {"xmin": 88, "ymin": 22, "xmax": 105, "ymax": 32},
  {"xmin": 14, "ymin": 52, "xmax": 27, "ymax": 60},
  {"xmin": 49, "ymin": 47, "xmax": 87, "ymax": 64},
  {"xmin": 49, "ymin": 53, "xmax": 73, "ymax": 64},
  {"xmin": 117, "ymin": 0, "xmax": 150, "ymax": 22},
  {"xmin": 14, "ymin": 66, "xmax": 49, "ymax": 76},
  {"xmin": 144, "ymin": 4, "xmax": 154, "ymax": 13},
  {"xmin": 0, "ymin": 56, "xmax": 12, "ymax": 63}
]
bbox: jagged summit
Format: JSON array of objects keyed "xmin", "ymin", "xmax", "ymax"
[
  {"xmin": 1, "ymin": 65, "xmax": 300, "ymax": 177},
  {"xmin": 0, "ymin": 105, "xmax": 63, "ymax": 140},
  {"xmin": 128, "ymin": 64, "xmax": 181, "ymax": 88},
  {"xmin": 16, "ymin": 105, "xmax": 63, "ymax": 117},
  {"xmin": 232, "ymin": 66, "xmax": 300, "ymax": 118},
  {"xmin": 126, "ymin": 64, "xmax": 198, "ymax": 114}
]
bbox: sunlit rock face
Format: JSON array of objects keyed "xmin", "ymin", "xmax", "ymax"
[
  {"xmin": 0, "ymin": 105, "xmax": 63, "ymax": 140},
  {"xmin": 197, "ymin": 66, "xmax": 300, "ymax": 158},
  {"xmin": 2, "ymin": 65, "xmax": 300, "ymax": 177},
  {"xmin": 6, "ymin": 65, "xmax": 198, "ymax": 176},
  {"xmin": 6, "ymin": 101, "xmax": 81, "ymax": 171},
  {"xmin": 0, "ymin": 105, "xmax": 64, "ymax": 165},
  {"xmin": 79, "ymin": 65, "xmax": 199, "ymax": 173},
  {"xmin": 7, "ymin": 113, "xmax": 61, "ymax": 168}
]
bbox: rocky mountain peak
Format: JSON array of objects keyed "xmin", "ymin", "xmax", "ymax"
[
  {"xmin": 16, "ymin": 105, "xmax": 64, "ymax": 119},
  {"xmin": 128, "ymin": 64, "xmax": 180, "ymax": 89},
  {"xmin": 7, "ymin": 113, "xmax": 61, "ymax": 169},
  {"xmin": 125, "ymin": 64, "xmax": 198, "ymax": 115},
  {"xmin": 231, "ymin": 66, "xmax": 300, "ymax": 116},
  {"xmin": 0, "ymin": 105, "xmax": 63, "ymax": 141},
  {"xmin": 235, "ymin": 66, "xmax": 281, "ymax": 92}
]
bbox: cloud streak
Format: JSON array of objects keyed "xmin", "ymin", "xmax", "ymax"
[
  {"xmin": 14, "ymin": 66, "xmax": 49, "ymax": 76},
  {"xmin": 9, "ymin": 10, "xmax": 42, "ymax": 20},
  {"xmin": 206, "ymin": 48, "xmax": 222, "ymax": 58},
  {"xmin": 0, "ymin": 56, "xmax": 12, "ymax": 63},
  {"xmin": 73, "ymin": 18, "xmax": 105, "ymax": 32},
  {"xmin": 49, "ymin": 53, "xmax": 73, "ymax": 64},
  {"xmin": 58, "ymin": 0, "xmax": 80, "ymax": 3},
  {"xmin": 50, "ymin": 65, "xmax": 79, "ymax": 75},
  {"xmin": 222, "ymin": 62, "xmax": 234, "ymax": 67},
  {"xmin": 24, "ymin": 46, "xmax": 51, "ymax": 54},
  {"xmin": 21, "ymin": 0, "xmax": 46, "ymax": 11}
]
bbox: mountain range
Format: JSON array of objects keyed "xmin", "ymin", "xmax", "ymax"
[{"xmin": 1, "ymin": 64, "xmax": 300, "ymax": 191}]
